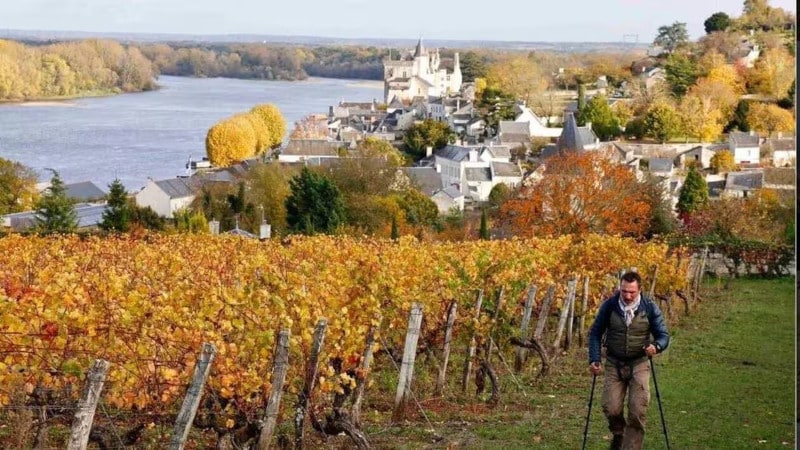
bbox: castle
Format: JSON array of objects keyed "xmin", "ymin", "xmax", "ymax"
[{"xmin": 383, "ymin": 37, "xmax": 462, "ymax": 104}]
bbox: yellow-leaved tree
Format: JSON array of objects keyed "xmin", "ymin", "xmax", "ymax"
[
  {"xmin": 746, "ymin": 102, "xmax": 795, "ymax": 137},
  {"xmin": 709, "ymin": 149, "xmax": 737, "ymax": 174},
  {"xmin": 746, "ymin": 47, "xmax": 795, "ymax": 99},
  {"xmin": 678, "ymin": 94, "xmax": 725, "ymax": 142},
  {"xmin": 206, "ymin": 116, "xmax": 257, "ymax": 167},
  {"xmin": 485, "ymin": 55, "xmax": 548, "ymax": 105},
  {"xmin": 250, "ymin": 103, "xmax": 287, "ymax": 151}
]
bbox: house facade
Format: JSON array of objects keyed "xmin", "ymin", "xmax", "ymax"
[
  {"xmin": 135, "ymin": 177, "xmax": 195, "ymax": 218},
  {"xmin": 728, "ymin": 131, "xmax": 761, "ymax": 164},
  {"xmin": 433, "ymin": 144, "xmax": 522, "ymax": 203}
]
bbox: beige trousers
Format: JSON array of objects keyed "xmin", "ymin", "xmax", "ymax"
[{"xmin": 601, "ymin": 359, "xmax": 651, "ymax": 450}]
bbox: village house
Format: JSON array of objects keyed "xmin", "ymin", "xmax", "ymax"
[
  {"xmin": 433, "ymin": 143, "xmax": 522, "ymax": 204},
  {"xmin": 431, "ymin": 186, "xmax": 465, "ymax": 214},
  {"xmin": 764, "ymin": 135, "xmax": 796, "ymax": 167},
  {"xmin": 723, "ymin": 170, "xmax": 764, "ymax": 198},
  {"xmin": 135, "ymin": 177, "xmax": 195, "ymax": 219},
  {"xmin": 277, "ymin": 139, "xmax": 350, "ymax": 163},
  {"xmin": 728, "ymin": 131, "xmax": 761, "ymax": 164},
  {"xmin": 2, "ymin": 203, "xmax": 109, "ymax": 232}
]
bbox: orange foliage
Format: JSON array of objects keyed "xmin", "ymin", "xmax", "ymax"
[{"xmin": 500, "ymin": 150, "xmax": 651, "ymax": 238}]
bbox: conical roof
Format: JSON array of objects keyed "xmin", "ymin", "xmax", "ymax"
[
  {"xmin": 557, "ymin": 112, "xmax": 587, "ymax": 153},
  {"xmin": 413, "ymin": 37, "xmax": 426, "ymax": 57}
]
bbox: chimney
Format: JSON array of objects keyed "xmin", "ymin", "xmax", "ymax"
[
  {"xmin": 329, "ymin": 105, "xmax": 334, "ymax": 117},
  {"xmin": 749, "ymin": 130, "xmax": 755, "ymax": 136},
  {"xmin": 209, "ymin": 219, "xmax": 220, "ymax": 235},
  {"xmin": 426, "ymin": 146, "xmax": 433, "ymax": 158},
  {"xmin": 777, "ymin": 131, "xmax": 783, "ymax": 139},
  {"xmin": 435, "ymin": 163, "xmax": 441, "ymax": 173},
  {"xmin": 259, "ymin": 222, "xmax": 271, "ymax": 240},
  {"xmin": 469, "ymin": 149, "xmax": 478, "ymax": 162}
]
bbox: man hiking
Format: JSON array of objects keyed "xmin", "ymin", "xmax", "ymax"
[{"xmin": 588, "ymin": 271, "xmax": 670, "ymax": 450}]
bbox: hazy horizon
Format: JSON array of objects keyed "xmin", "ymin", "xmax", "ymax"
[{"xmin": 3, "ymin": 0, "xmax": 795, "ymax": 44}]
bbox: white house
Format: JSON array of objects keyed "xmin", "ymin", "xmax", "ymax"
[
  {"xmin": 278, "ymin": 139, "xmax": 346, "ymax": 163},
  {"xmin": 135, "ymin": 177, "xmax": 195, "ymax": 219},
  {"xmin": 433, "ymin": 144, "xmax": 523, "ymax": 202},
  {"xmin": 514, "ymin": 105, "xmax": 562, "ymax": 138},
  {"xmin": 431, "ymin": 186, "xmax": 465, "ymax": 213},
  {"xmin": 765, "ymin": 136, "xmax": 795, "ymax": 167},
  {"xmin": 728, "ymin": 131, "xmax": 761, "ymax": 164}
]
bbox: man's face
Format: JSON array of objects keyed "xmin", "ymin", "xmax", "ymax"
[{"xmin": 620, "ymin": 280, "xmax": 640, "ymax": 304}]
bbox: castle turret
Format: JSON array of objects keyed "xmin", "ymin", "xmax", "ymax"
[{"xmin": 413, "ymin": 37, "xmax": 426, "ymax": 57}]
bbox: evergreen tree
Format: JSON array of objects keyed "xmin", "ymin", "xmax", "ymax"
[
  {"xmin": 285, "ymin": 167, "xmax": 345, "ymax": 235},
  {"xmin": 704, "ymin": 12, "xmax": 731, "ymax": 33},
  {"xmin": 34, "ymin": 170, "xmax": 78, "ymax": 235},
  {"xmin": 100, "ymin": 178, "xmax": 131, "ymax": 232},
  {"xmin": 576, "ymin": 84, "xmax": 587, "ymax": 125},
  {"xmin": 391, "ymin": 215, "xmax": 399, "ymax": 241},
  {"xmin": 479, "ymin": 208, "xmax": 490, "ymax": 240},
  {"xmin": 581, "ymin": 94, "xmax": 621, "ymax": 141},
  {"xmin": 676, "ymin": 165, "xmax": 709, "ymax": 218}
]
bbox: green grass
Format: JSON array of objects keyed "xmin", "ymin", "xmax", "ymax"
[{"xmin": 359, "ymin": 277, "xmax": 796, "ymax": 449}]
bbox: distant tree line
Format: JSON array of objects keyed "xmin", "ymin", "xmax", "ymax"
[{"xmin": 0, "ymin": 39, "xmax": 156, "ymax": 101}]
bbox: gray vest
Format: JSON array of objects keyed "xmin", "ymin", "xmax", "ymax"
[{"xmin": 605, "ymin": 307, "xmax": 651, "ymax": 364}]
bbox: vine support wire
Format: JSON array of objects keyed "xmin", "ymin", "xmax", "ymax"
[
  {"xmin": 99, "ymin": 401, "xmax": 125, "ymax": 450},
  {"xmin": 378, "ymin": 335, "xmax": 439, "ymax": 439},
  {"xmin": 490, "ymin": 337, "xmax": 528, "ymax": 398}
]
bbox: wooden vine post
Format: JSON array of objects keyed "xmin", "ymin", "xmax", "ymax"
[
  {"xmin": 434, "ymin": 301, "xmax": 457, "ymax": 396},
  {"xmin": 533, "ymin": 285, "xmax": 555, "ymax": 341},
  {"xmin": 257, "ymin": 330, "xmax": 291, "ymax": 450},
  {"xmin": 170, "ymin": 343, "xmax": 216, "ymax": 450},
  {"xmin": 352, "ymin": 320, "xmax": 379, "ymax": 428},
  {"xmin": 514, "ymin": 284, "xmax": 537, "ymax": 372},
  {"xmin": 461, "ymin": 289, "xmax": 484, "ymax": 393},
  {"xmin": 67, "ymin": 359, "xmax": 111, "ymax": 450},
  {"xmin": 295, "ymin": 319, "xmax": 328, "ymax": 449},
  {"xmin": 393, "ymin": 304, "xmax": 423, "ymax": 421}
]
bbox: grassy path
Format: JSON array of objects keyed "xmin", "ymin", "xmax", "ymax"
[
  {"xmin": 647, "ymin": 278, "xmax": 795, "ymax": 449},
  {"xmin": 362, "ymin": 277, "xmax": 795, "ymax": 449}
]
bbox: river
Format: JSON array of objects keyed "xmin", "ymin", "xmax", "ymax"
[{"xmin": 0, "ymin": 76, "xmax": 383, "ymax": 191}]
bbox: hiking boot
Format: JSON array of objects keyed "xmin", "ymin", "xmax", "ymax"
[{"xmin": 609, "ymin": 434, "xmax": 623, "ymax": 450}]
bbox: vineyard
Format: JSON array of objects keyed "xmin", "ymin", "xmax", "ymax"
[{"xmin": 0, "ymin": 233, "xmax": 691, "ymax": 448}]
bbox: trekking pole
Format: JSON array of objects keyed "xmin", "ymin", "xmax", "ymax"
[
  {"xmin": 649, "ymin": 357, "xmax": 671, "ymax": 450},
  {"xmin": 581, "ymin": 373, "xmax": 597, "ymax": 450}
]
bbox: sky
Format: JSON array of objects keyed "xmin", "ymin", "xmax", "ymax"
[{"xmin": 1, "ymin": 0, "xmax": 796, "ymax": 43}]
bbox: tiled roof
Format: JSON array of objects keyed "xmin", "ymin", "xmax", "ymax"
[
  {"xmin": 65, "ymin": 181, "xmax": 106, "ymax": 202},
  {"xmin": 763, "ymin": 167, "xmax": 796, "ymax": 186},
  {"xmin": 482, "ymin": 145, "xmax": 512, "ymax": 159},
  {"xmin": 282, "ymin": 140, "xmax": 343, "ymax": 156},
  {"xmin": 725, "ymin": 171, "xmax": 764, "ymax": 191},
  {"xmin": 401, "ymin": 167, "xmax": 442, "ymax": 196},
  {"xmin": 492, "ymin": 162, "xmax": 522, "ymax": 177},
  {"xmin": 767, "ymin": 138, "xmax": 795, "ymax": 152},
  {"xmin": 649, "ymin": 158, "xmax": 673, "ymax": 173},
  {"xmin": 557, "ymin": 112, "xmax": 596, "ymax": 152},
  {"xmin": 499, "ymin": 121, "xmax": 530, "ymax": 135},
  {"xmin": 154, "ymin": 177, "xmax": 193, "ymax": 199},
  {"xmin": 465, "ymin": 167, "xmax": 491, "ymax": 182},
  {"xmin": 729, "ymin": 131, "xmax": 760, "ymax": 148},
  {"xmin": 435, "ymin": 145, "xmax": 473, "ymax": 162},
  {"xmin": 435, "ymin": 186, "xmax": 464, "ymax": 199}
]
